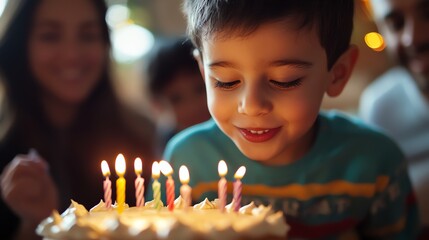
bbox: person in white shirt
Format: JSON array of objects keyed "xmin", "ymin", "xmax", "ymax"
[{"xmin": 359, "ymin": 0, "xmax": 429, "ymax": 229}]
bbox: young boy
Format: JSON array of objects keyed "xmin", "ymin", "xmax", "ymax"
[{"xmin": 162, "ymin": 0, "xmax": 419, "ymax": 238}]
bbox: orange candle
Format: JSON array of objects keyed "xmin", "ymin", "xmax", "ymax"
[{"xmin": 160, "ymin": 160, "xmax": 175, "ymax": 211}]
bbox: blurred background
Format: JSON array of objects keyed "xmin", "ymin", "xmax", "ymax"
[{"xmin": 0, "ymin": 0, "xmax": 391, "ymax": 117}]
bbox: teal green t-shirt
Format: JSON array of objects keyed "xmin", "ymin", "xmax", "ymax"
[{"xmin": 149, "ymin": 111, "xmax": 419, "ymax": 239}]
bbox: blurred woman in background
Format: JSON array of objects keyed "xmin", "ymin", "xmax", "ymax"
[{"xmin": 0, "ymin": 0, "xmax": 157, "ymax": 239}]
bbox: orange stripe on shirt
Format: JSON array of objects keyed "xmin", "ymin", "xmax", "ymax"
[{"xmin": 192, "ymin": 176, "xmax": 389, "ymax": 201}]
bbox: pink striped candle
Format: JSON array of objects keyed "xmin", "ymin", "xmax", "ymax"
[
  {"xmin": 134, "ymin": 158, "xmax": 145, "ymax": 207},
  {"xmin": 218, "ymin": 160, "xmax": 228, "ymax": 212},
  {"xmin": 160, "ymin": 160, "xmax": 175, "ymax": 211},
  {"xmin": 233, "ymin": 166, "xmax": 246, "ymax": 212},
  {"xmin": 101, "ymin": 160, "xmax": 112, "ymax": 209}
]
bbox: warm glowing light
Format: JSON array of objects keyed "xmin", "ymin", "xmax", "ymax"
[
  {"xmin": 218, "ymin": 160, "xmax": 228, "ymax": 177},
  {"xmin": 364, "ymin": 32, "xmax": 385, "ymax": 52},
  {"xmin": 160, "ymin": 160, "xmax": 173, "ymax": 176},
  {"xmin": 115, "ymin": 154, "xmax": 126, "ymax": 176},
  {"xmin": 101, "ymin": 160, "xmax": 110, "ymax": 177},
  {"xmin": 134, "ymin": 158, "xmax": 142, "ymax": 175},
  {"xmin": 179, "ymin": 165, "xmax": 190, "ymax": 184},
  {"xmin": 152, "ymin": 161, "xmax": 160, "ymax": 179},
  {"xmin": 234, "ymin": 166, "xmax": 246, "ymax": 179}
]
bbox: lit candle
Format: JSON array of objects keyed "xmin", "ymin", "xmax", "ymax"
[
  {"xmin": 151, "ymin": 161, "xmax": 162, "ymax": 210},
  {"xmin": 233, "ymin": 166, "xmax": 246, "ymax": 212},
  {"xmin": 101, "ymin": 160, "xmax": 112, "ymax": 209},
  {"xmin": 115, "ymin": 154, "xmax": 126, "ymax": 214},
  {"xmin": 218, "ymin": 160, "xmax": 228, "ymax": 212},
  {"xmin": 179, "ymin": 165, "xmax": 192, "ymax": 209},
  {"xmin": 134, "ymin": 157, "xmax": 145, "ymax": 207},
  {"xmin": 160, "ymin": 160, "xmax": 175, "ymax": 211}
]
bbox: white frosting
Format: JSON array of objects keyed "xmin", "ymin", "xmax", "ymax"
[{"xmin": 37, "ymin": 199, "xmax": 289, "ymax": 240}]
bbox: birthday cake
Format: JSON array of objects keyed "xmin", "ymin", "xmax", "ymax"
[{"xmin": 36, "ymin": 197, "xmax": 289, "ymax": 240}]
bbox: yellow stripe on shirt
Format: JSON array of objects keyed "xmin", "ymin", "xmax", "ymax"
[{"xmin": 192, "ymin": 176, "xmax": 389, "ymax": 201}]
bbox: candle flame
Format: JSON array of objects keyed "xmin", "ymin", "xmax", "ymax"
[
  {"xmin": 101, "ymin": 160, "xmax": 110, "ymax": 177},
  {"xmin": 115, "ymin": 153, "xmax": 126, "ymax": 176},
  {"xmin": 234, "ymin": 166, "xmax": 246, "ymax": 179},
  {"xmin": 134, "ymin": 157, "xmax": 142, "ymax": 175},
  {"xmin": 218, "ymin": 160, "xmax": 228, "ymax": 177},
  {"xmin": 152, "ymin": 161, "xmax": 160, "ymax": 179},
  {"xmin": 179, "ymin": 165, "xmax": 190, "ymax": 184},
  {"xmin": 159, "ymin": 160, "xmax": 173, "ymax": 176}
]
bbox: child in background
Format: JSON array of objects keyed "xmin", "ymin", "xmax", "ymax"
[
  {"xmin": 162, "ymin": 0, "xmax": 419, "ymax": 238},
  {"xmin": 146, "ymin": 37, "xmax": 211, "ymax": 153}
]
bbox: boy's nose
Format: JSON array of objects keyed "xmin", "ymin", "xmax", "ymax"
[{"xmin": 237, "ymin": 86, "xmax": 272, "ymax": 116}]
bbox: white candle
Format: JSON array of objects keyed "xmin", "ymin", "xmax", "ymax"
[
  {"xmin": 101, "ymin": 160, "xmax": 112, "ymax": 209},
  {"xmin": 179, "ymin": 165, "xmax": 192, "ymax": 209}
]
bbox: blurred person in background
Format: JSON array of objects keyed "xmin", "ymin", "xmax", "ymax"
[
  {"xmin": 0, "ymin": 0, "xmax": 157, "ymax": 239},
  {"xmin": 359, "ymin": 0, "xmax": 429, "ymax": 232},
  {"xmin": 145, "ymin": 37, "xmax": 211, "ymax": 153}
]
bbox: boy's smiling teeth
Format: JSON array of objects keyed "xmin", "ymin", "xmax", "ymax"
[{"xmin": 249, "ymin": 129, "xmax": 270, "ymax": 134}]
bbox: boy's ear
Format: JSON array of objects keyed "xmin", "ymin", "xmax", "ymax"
[
  {"xmin": 193, "ymin": 49, "xmax": 205, "ymax": 80},
  {"xmin": 326, "ymin": 45, "xmax": 359, "ymax": 97}
]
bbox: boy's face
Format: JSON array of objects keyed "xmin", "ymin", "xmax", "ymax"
[
  {"xmin": 371, "ymin": 0, "xmax": 429, "ymax": 94},
  {"xmin": 199, "ymin": 21, "xmax": 336, "ymax": 165}
]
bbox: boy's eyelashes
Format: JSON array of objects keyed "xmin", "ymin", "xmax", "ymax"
[
  {"xmin": 213, "ymin": 80, "xmax": 240, "ymax": 89},
  {"xmin": 269, "ymin": 79, "xmax": 302, "ymax": 89},
  {"xmin": 212, "ymin": 78, "xmax": 303, "ymax": 90}
]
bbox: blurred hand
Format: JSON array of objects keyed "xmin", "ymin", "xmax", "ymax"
[{"xmin": 0, "ymin": 149, "xmax": 58, "ymax": 224}]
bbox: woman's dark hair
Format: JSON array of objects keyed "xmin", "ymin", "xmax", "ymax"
[{"xmin": 183, "ymin": 0, "xmax": 354, "ymax": 70}]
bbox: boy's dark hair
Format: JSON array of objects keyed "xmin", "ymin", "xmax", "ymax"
[
  {"xmin": 146, "ymin": 37, "xmax": 200, "ymax": 97},
  {"xmin": 183, "ymin": 0, "xmax": 354, "ymax": 70}
]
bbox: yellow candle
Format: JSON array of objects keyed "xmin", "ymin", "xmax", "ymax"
[{"xmin": 115, "ymin": 153, "xmax": 126, "ymax": 214}]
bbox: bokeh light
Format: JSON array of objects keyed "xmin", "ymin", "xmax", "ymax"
[
  {"xmin": 364, "ymin": 32, "xmax": 385, "ymax": 52},
  {"xmin": 0, "ymin": 0, "xmax": 7, "ymax": 17},
  {"xmin": 107, "ymin": 4, "xmax": 155, "ymax": 63},
  {"xmin": 111, "ymin": 23, "xmax": 155, "ymax": 63},
  {"xmin": 106, "ymin": 4, "xmax": 129, "ymax": 29}
]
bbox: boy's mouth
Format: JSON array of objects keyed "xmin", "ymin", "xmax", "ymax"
[{"xmin": 238, "ymin": 127, "xmax": 281, "ymax": 143}]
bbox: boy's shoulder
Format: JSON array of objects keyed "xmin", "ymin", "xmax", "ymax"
[
  {"xmin": 320, "ymin": 110, "xmax": 398, "ymax": 144},
  {"xmin": 319, "ymin": 111, "xmax": 404, "ymax": 160}
]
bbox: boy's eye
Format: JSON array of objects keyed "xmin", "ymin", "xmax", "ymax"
[
  {"xmin": 214, "ymin": 80, "xmax": 240, "ymax": 90},
  {"xmin": 269, "ymin": 79, "xmax": 302, "ymax": 89}
]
